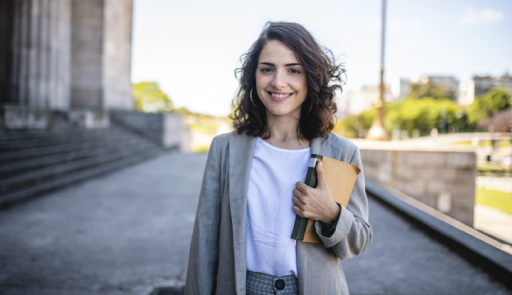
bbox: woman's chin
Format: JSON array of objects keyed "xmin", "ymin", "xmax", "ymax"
[{"xmin": 265, "ymin": 106, "xmax": 302, "ymax": 119}]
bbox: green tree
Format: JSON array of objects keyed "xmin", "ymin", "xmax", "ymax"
[
  {"xmin": 467, "ymin": 88, "xmax": 511, "ymax": 125},
  {"xmin": 407, "ymin": 79, "xmax": 455, "ymax": 100},
  {"xmin": 133, "ymin": 82, "xmax": 173, "ymax": 112},
  {"xmin": 385, "ymin": 98, "xmax": 460, "ymax": 135}
]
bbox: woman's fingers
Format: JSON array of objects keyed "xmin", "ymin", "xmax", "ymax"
[
  {"xmin": 293, "ymin": 188, "xmax": 303, "ymax": 198},
  {"xmin": 293, "ymin": 205, "xmax": 303, "ymax": 217},
  {"xmin": 295, "ymin": 181, "xmax": 310, "ymax": 193},
  {"xmin": 292, "ymin": 196, "xmax": 304, "ymax": 206}
]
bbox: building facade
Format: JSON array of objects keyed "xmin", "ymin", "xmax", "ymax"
[
  {"xmin": 341, "ymin": 85, "xmax": 393, "ymax": 115},
  {"xmin": 458, "ymin": 73, "xmax": 512, "ymax": 105},
  {"xmin": 0, "ymin": 0, "xmax": 133, "ymax": 128}
]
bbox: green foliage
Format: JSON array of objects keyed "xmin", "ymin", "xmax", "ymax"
[
  {"xmin": 407, "ymin": 79, "xmax": 455, "ymax": 100},
  {"xmin": 335, "ymin": 98, "xmax": 464, "ymax": 138},
  {"xmin": 174, "ymin": 107, "xmax": 215, "ymax": 118},
  {"xmin": 336, "ymin": 108, "xmax": 374, "ymax": 138},
  {"xmin": 133, "ymin": 82, "xmax": 174, "ymax": 112},
  {"xmin": 385, "ymin": 98, "xmax": 460, "ymax": 136},
  {"xmin": 467, "ymin": 88, "xmax": 511, "ymax": 125},
  {"xmin": 334, "ymin": 88, "xmax": 511, "ymax": 138}
]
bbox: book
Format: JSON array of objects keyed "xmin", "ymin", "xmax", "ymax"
[{"xmin": 291, "ymin": 154, "xmax": 361, "ymax": 243}]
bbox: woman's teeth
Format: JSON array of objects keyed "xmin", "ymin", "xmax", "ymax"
[{"xmin": 271, "ymin": 93, "xmax": 291, "ymax": 98}]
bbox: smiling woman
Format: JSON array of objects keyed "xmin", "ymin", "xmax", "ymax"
[
  {"xmin": 255, "ymin": 40, "xmax": 308, "ymax": 126},
  {"xmin": 185, "ymin": 22, "xmax": 372, "ymax": 295},
  {"xmin": 232, "ymin": 22, "xmax": 345, "ymax": 146}
]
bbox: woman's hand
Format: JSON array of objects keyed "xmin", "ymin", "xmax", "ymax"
[{"xmin": 292, "ymin": 161, "xmax": 340, "ymax": 227}]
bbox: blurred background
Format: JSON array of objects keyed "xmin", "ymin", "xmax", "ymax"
[{"xmin": 1, "ymin": 0, "xmax": 511, "ymax": 294}]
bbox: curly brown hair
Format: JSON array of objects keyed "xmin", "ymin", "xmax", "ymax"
[{"xmin": 230, "ymin": 21, "xmax": 345, "ymax": 141}]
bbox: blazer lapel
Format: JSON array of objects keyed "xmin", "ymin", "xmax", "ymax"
[
  {"xmin": 311, "ymin": 134, "xmax": 341, "ymax": 158},
  {"xmin": 228, "ymin": 132, "xmax": 256, "ymax": 294}
]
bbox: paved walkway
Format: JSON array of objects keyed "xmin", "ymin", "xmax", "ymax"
[
  {"xmin": 475, "ymin": 204, "xmax": 512, "ymax": 245},
  {"xmin": 477, "ymin": 176, "xmax": 512, "ymax": 193},
  {"xmin": 0, "ymin": 152, "xmax": 510, "ymax": 294}
]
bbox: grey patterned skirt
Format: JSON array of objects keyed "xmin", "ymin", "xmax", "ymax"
[{"xmin": 246, "ymin": 270, "xmax": 299, "ymax": 295}]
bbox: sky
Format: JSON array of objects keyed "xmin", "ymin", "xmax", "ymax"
[{"xmin": 131, "ymin": 0, "xmax": 512, "ymax": 117}]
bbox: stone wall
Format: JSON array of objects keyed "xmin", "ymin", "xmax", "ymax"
[
  {"xmin": 359, "ymin": 147, "xmax": 477, "ymax": 226},
  {"xmin": 110, "ymin": 111, "xmax": 184, "ymax": 149}
]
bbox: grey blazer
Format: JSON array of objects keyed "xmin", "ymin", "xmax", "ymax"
[{"xmin": 185, "ymin": 131, "xmax": 373, "ymax": 295}]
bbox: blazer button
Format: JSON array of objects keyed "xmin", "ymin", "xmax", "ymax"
[{"xmin": 275, "ymin": 279, "xmax": 285, "ymax": 290}]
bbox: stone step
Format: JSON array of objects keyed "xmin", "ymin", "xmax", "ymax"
[
  {"xmin": 0, "ymin": 141, "xmax": 160, "ymax": 193},
  {"xmin": 0, "ymin": 150, "xmax": 166, "ymax": 209},
  {"xmin": 0, "ymin": 139, "xmax": 157, "ymax": 178},
  {"xmin": 0, "ymin": 143, "xmax": 160, "ymax": 192},
  {"xmin": 0, "ymin": 131, "xmax": 151, "ymax": 163},
  {"xmin": 0, "ymin": 129, "xmax": 143, "ymax": 152},
  {"xmin": 0, "ymin": 126, "xmax": 127, "ymax": 143}
]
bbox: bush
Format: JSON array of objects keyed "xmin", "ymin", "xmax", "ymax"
[{"xmin": 467, "ymin": 88, "xmax": 511, "ymax": 128}]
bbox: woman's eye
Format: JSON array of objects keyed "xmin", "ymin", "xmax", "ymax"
[
  {"xmin": 289, "ymin": 68, "xmax": 301, "ymax": 74},
  {"xmin": 260, "ymin": 67, "xmax": 273, "ymax": 73}
]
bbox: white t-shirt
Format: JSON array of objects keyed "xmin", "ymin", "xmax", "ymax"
[{"xmin": 246, "ymin": 137, "xmax": 310, "ymax": 277}]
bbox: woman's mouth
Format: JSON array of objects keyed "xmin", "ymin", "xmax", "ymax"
[{"xmin": 269, "ymin": 92, "xmax": 293, "ymax": 101}]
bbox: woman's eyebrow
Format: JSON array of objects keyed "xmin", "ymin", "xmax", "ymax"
[{"xmin": 260, "ymin": 62, "xmax": 302, "ymax": 67}]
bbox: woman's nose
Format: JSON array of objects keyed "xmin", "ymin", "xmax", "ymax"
[{"xmin": 270, "ymin": 70, "xmax": 287, "ymax": 89}]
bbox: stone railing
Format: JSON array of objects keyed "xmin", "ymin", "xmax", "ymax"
[
  {"xmin": 356, "ymin": 142, "xmax": 477, "ymax": 226},
  {"xmin": 110, "ymin": 110, "xmax": 184, "ymax": 149}
]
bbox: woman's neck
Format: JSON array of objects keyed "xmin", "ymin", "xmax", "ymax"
[{"xmin": 265, "ymin": 113, "xmax": 310, "ymax": 150}]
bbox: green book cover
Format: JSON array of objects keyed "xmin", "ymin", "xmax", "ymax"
[{"xmin": 291, "ymin": 154, "xmax": 323, "ymax": 240}]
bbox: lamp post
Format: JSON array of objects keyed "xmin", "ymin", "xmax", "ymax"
[{"xmin": 367, "ymin": 0, "xmax": 391, "ymax": 140}]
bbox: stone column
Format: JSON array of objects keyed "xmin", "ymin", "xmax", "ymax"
[
  {"xmin": 70, "ymin": 0, "xmax": 104, "ymax": 110},
  {"xmin": 70, "ymin": 0, "xmax": 133, "ymax": 111},
  {"xmin": 103, "ymin": 0, "xmax": 133, "ymax": 110},
  {"xmin": 0, "ymin": 0, "xmax": 14, "ymax": 102},
  {"xmin": 3, "ymin": 0, "xmax": 71, "ymax": 110}
]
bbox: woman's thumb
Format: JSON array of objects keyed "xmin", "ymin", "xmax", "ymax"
[{"xmin": 316, "ymin": 161, "xmax": 328, "ymax": 189}]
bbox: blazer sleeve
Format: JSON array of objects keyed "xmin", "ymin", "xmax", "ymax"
[
  {"xmin": 313, "ymin": 146, "xmax": 373, "ymax": 260},
  {"xmin": 185, "ymin": 137, "xmax": 222, "ymax": 294}
]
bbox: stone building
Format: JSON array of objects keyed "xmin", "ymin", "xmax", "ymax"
[
  {"xmin": 0, "ymin": 0, "xmax": 186, "ymax": 209},
  {"xmin": 0, "ymin": 0, "xmax": 134, "ymax": 128},
  {"xmin": 390, "ymin": 77, "xmax": 411, "ymax": 101},
  {"xmin": 341, "ymin": 85, "xmax": 393, "ymax": 115},
  {"xmin": 458, "ymin": 73, "xmax": 512, "ymax": 105}
]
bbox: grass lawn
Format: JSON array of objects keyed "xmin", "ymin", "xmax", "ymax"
[
  {"xmin": 450, "ymin": 140, "xmax": 511, "ymax": 147},
  {"xmin": 475, "ymin": 188, "xmax": 512, "ymax": 216}
]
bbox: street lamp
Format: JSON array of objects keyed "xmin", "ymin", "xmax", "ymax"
[{"xmin": 367, "ymin": 0, "xmax": 391, "ymax": 140}]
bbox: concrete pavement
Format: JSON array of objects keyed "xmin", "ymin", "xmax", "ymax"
[
  {"xmin": 0, "ymin": 151, "xmax": 510, "ymax": 294},
  {"xmin": 0, "ymin": 151, "xmax": 204, "ymax": 295}
]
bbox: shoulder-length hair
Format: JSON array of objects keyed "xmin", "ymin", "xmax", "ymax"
[{"xmin": 230, "ymin": 21, "xmax": 345, "ymax": 141}]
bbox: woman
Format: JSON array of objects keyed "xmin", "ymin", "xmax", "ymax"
[{"xmin": 185, "ymin": 22, "xmax": 372, "ymax": 295}]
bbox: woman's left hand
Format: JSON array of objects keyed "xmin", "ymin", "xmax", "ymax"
[{"xmin": 292, "ymin": 161, "xmax": 340, "ymax": 227}]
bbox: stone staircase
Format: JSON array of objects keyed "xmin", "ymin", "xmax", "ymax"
[{"xmin": 0, "ymin": 113, "xmax": 167, "ymax": 209}]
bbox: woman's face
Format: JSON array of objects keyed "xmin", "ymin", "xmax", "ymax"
[{"xmin": 255, "ymin": 40, "xmax": 307, "ymax": 120}]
